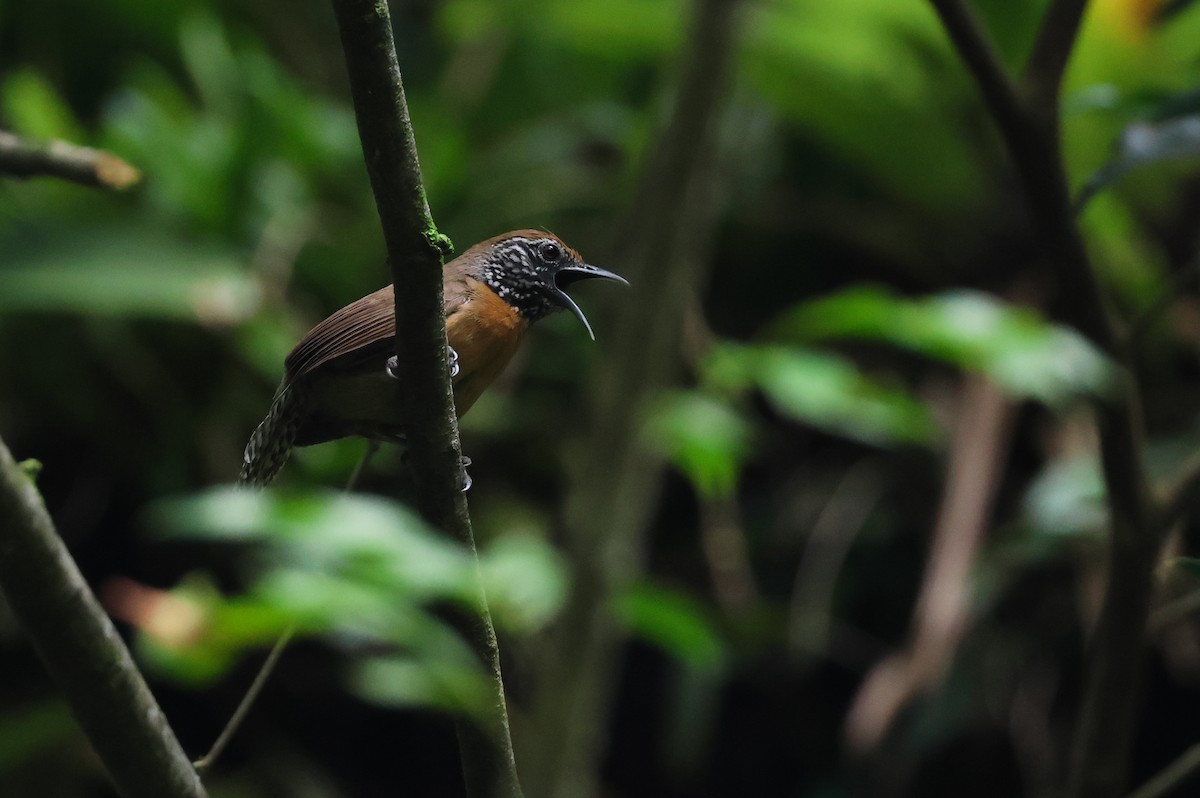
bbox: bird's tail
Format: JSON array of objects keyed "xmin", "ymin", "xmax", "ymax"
[{"xmin": 238, "ymin": 381, "xmax": 308, "ymax": 488}]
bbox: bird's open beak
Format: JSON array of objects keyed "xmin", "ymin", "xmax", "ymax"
[{"xmin": 548, "ymin": 263, "xmax": 629, "ymax": 340}]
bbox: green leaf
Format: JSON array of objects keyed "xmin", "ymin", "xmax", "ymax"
[
  {"xmin": 0, "ymin": 70, "xmax": 83, "ymax": 141},
  {"xmin": 704, "ymin": 343, "xmax": 937, "ymax": 447},
  {"xmin": 1022, "ymin": 456, "xmax": 1106, "ymax": 538},
  {"xmin": 1172, "ymin": 557, "xmax": 1200, "ymax": 582},
  {"xmin": 350, "ymin": 656, "xmax": 489, "ymax": 715},
  {"xmin": 614, "ymin": 583, "xmax": 725, "ymax": 669},
  {"xmin": 0, "ymin": 701, "xmax": 75, "ymax": 773},
  {"xmin": 644, "ymin": 392, "xmax": 755, "ymax": 498},
  {"xmin": 143, "ymin": 489, "xmax": 568, "ymax": 683},
  {"xmin": 775, "ymin": 287, "xmax": 1113, "ymax": 404},
  {"xmin": 478, "ymin": 536, "xmax": 568, "ymax": 632},
  {"xmin": 0, "ymin": 230, "xmax": 261, "ymax": 324}
]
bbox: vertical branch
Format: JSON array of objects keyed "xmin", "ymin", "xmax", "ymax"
[
  {"xmin": 926, "ymin": 3, "xmax": 1163, "ymax": 797},
  {"xmin": 844, "ymin": 376, "xmax": 1014, "ymax": 751},
  {"xmin": 327, "ymin": 2, "xmax": 519, "ymax": 795},
  {"xmin": 0, "ymin": 438, "xmax": 207, "ymax": 798}
]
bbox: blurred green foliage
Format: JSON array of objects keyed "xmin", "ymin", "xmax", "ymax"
[{"xmin": 3, "ymin": 0, "xmax": 1200, "ymax": 796}]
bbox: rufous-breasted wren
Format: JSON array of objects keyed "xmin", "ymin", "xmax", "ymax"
[{"xmin": 239, "ymin": 230, "xmax": 626, "ymax": 486}]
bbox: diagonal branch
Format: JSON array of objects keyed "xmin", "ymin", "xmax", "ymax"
[
  {"xmin": 0, "ymin": 130, "xmax": 141, "ymax": 190},
  {"xmin": 0, "ymin": 438, "xmax": 207, "ymax": 798},
  {"xmin": 326, "ymin": 1, "xmax": 520, "ymax": 796},
  {"xmin": 1023, "ymin": 0, "xmax": 1091, "ymax": 105}
]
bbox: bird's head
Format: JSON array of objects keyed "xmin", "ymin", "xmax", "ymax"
[{"xmin": 476, "ymin": 230, "xmax": 628, "ymax": 339}]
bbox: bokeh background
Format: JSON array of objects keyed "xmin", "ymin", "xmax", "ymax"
[{"xmin": 3, "ymin": 0, "xmax": 1200, "ymax": 796}]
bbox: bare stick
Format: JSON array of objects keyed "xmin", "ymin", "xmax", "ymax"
[
  {"xmin": 0, "ymin": 130, "xmax": 141, "ymax": 190},
  {"xmin": 1126, "ymin": 742, "xmax": 1200, "ymax": 798},
  {"xmin": 0, "ymin": 438, "xmax": 207, "ymax": 798},
  {"xmin": 326, "ymin": 1, "xmax": 519, "ymax": 795},
  {"xmin": 193, "ymin": 627, "xmax": 294, "ymax": 773}
]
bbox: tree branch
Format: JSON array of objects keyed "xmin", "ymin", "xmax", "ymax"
[
  {"xmin": 0, "ymin": 439, "xmax": 207, "ymax": 798},
  {"xmin": 0, "ymin": 130, "xmax": 141, "ymax": 190},
  {"xmin": 326, "ymin": 1, "xmax": 520, "ymax": 795},
  {"xmin": 1023, "ymin": 0, "xmax": 1090, "ymax": 106},
  {"xmin": 927, "ymin": 3, "xmax": 1163, "ymax": 797}
]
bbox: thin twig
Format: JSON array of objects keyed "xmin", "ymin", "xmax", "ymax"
[
  {"xmin": 194, "ymin": 443, "xmax": 378, "ymax": 773},
  {"xmin": 326, "ymin": 1, "xmax": 520, "ymax": 795},
  {"xmin": 0, "ymin": 130, "xmax": 141, "ymax": 190},
  {"xmin": 0, "ymin": 438, "xmax": 207, "ymax": 798},
  {"xmin": 193, "ymin": 627, "xmax": 294, "ymax": 774},
  {"xmin": 1126, "ymin": 742, "xmax": 1200, "ymax": 798}
]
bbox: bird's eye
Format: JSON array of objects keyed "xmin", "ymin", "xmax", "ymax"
[{"xmin": 539, "ymin": 242, "xmax": 562, "ymax": 262}]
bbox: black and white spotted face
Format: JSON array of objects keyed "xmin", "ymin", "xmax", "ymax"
[
  {"xmin": 480, "ymin": 232, "xmax": 628, "ymax": 339},
  {"xmin": 482, "ymin": 235, "xmax": 582, "ymax": 321}
]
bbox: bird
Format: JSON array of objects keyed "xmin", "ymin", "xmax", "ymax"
[{"xmin": 239, "ymin": 230, "xmax": 627, "ymax": 486}]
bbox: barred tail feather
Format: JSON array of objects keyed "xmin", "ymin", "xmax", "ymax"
[{"xmin": 239, "ymin": 382, "xmax": 308, "ymax": 487}]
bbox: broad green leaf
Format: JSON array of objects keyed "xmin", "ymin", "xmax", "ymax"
[
  {"xmin": 614, "ymin": 583, "xmax": 725, "ymax": 670},
  {"xmin": 1022, "ymin": 456, "xmax": 1106, "ymax": 538},
  {"xmin": 478, "ymin": 536, "xmax": 568, "ymax": 632},
  {"xmin": 704, "ymin": 343, "xmax": 936, "ymax": 447},
  {"xmin": 0, "ymin": 70, "xmax": 83, "ymax": 141},
  {"xmin": 644, "ymin": 392, "xmax": 755, "ymax": 498},
  {"xmin": 0, "ymin": 701, "xmax": 75, "ymax": 773},
  {"xmin": 775, "ymin": 288, "xmax": 1113, "ymax": 404},
  {"xmin": 0, "ymin": 230, "xmax": 260, "ymax": 324},
  {"xmin": 351, "ymin": 656, "xmax": 489, "ymax": 715},
  {"xmin": 144, "ymin": 489, "xmax": 567, "ymax": 683}
]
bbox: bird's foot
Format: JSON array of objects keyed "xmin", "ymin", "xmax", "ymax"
[
  {"xmin": 459, "ymin": 455, "xmax": 472, "ymax": 492},
  {"xmin": 385, "ymin": 346, "xmax": 460, "ymax": 380}
]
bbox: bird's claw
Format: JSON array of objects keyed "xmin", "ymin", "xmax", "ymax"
[
  {"xmin": 459, "ymin": 455, "xmax": 472, "ymax": 492},
  {"xmin": 386, "ymin": 347, "xmax": 459, "ymax": 379}
]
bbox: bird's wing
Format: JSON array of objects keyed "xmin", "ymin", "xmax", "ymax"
[
  {"xmin": 285, "ymin": 285, "xmax": 396, "ymax": 379},
  {"xmin": 284, "ymin": 279, "xmax": 474, "ymax": 380}
]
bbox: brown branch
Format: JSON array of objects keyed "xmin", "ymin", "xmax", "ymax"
[
  {"xmin": 1023, "ymin": 0, "xmax": 1090, "ymax": 106},
  {"xmin": 0, "ymin": 439, "xmax": 207, "ymax": 798},
  {"xmin": 844, "ymin": 376, "xmax": 1014, "ymax": 751},
  {"xmin": 327, "ymin": 1, "xmax": 519, "ymax": 795},
  {"xmin": 927, "ymin": 3, "xmax": 1164, "ymax": 797},
  {"xmin": 0, "ymin": 130, "xmax": 141, "ymax": 190}
]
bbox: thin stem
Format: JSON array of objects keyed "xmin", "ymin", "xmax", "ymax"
[
  {"xmin": 1126, "ymin": 742, "xmax": 1200, "ymax": 798},
  {"xmin": 0, "ymin": 438, "xmax": 207, "ymax": 798},
  {"xmin": 326, "ymin": 1, "xmax": 519, "ymax": 795},
  {"xmin": 193, "ymin": 627, "xmax": 295, "ymax": 774},
  {"xmin": 195, "ymin": 439, "xmax": 381, "ymax": 772}
]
